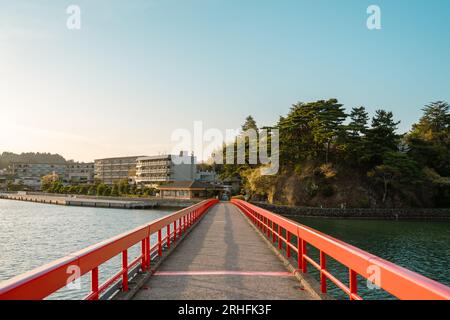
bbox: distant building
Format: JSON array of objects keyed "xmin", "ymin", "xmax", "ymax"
[
  {"xmin": 9, "ymin": 162, "xmax": 67, "ymax": 178},
  {"xmin": 94, "ymin": 156, "xmax": 146, "ymax": 185},
  {"xmin": 7, "ymin": 161, "xmax": 95, "ymax": 188},
  {"xmin": 157, "ymin": 181, "xmax": 224, "ymax": 199},
  {"xmin": 66, "ymin": 162, "xmax": 95, "ymax": 183},
  {"xmin": 135, "ymin": 153, "xmax": 196, "ymax": 186},
  {"xmin": 221, "ymin": 176, "xmax": 241, "ymax": 194},
  {"xmin": 196, "ymin": 170, "xmax": 217, "ymax": 183}
]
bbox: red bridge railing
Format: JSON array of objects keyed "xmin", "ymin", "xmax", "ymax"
[
  {"xmin": 0, "ymin": 199, "xmax": 218, "ymax": 300},
  {"xmin": 231, "ymin": 199, "xmax": 450, "ymax": 300}
]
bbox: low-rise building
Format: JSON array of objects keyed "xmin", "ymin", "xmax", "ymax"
[
  {"xmin": 157, "ymin": 181, "xmax": 224, "ymax": 199},
  {"xmin": 94, "ymin": 156, "xmax": 145, "ymax": 185},
  {"xmin": 196, "ymin": 170, "xmax": 217, "ymax": 183},
  {"xmin": 135, "ymin": 153, "xmax": 196, "ymax": 186}
]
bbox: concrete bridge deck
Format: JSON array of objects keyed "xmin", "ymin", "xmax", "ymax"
[{"xmin": 133, "ymin": 202, "xmax": 315, "ymax": 300}]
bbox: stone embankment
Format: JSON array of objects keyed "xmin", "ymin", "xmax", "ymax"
[{"xmin": 252, "ymin": 202, "xmax": 450, "ymax": 220}]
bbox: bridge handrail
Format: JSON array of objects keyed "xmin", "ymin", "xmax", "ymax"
[
  {"xmin": 231, "ymin": 199, "xmax": 450, "ymax": 300},
  {"xmin": 0, "ymin": 199, "xmax": 219, "ymax": 300}
]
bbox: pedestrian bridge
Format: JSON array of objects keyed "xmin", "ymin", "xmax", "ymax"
[{"xmin": 1, "ymin": 200, "xmax": 449, "ymax": 300}]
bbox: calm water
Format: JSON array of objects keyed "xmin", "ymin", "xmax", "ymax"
[
  {"xmin": 1, "ymin": 200, "xmax": 449, "ymax": 300},
  {"xmin": 0, "ymin": 199, "xmax": 174, "ymax": 299},
  {"xmin": 289, "ymin": 216, "xmax": 450, "ymax": 299}
]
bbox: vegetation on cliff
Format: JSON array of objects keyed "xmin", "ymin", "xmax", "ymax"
[{"xmin": 215, "ymin": 100, "xmax": 450, "ymax": 208}]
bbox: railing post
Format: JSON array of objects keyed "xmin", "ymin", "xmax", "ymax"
[
  {"xmin": 141, "ymin": 239, "xmax": 146, "ymax": 271},
  {"xmin": 122, "ymin": 250, "xmax": 128, "ymax": 292},
  {"xmin": 278, "ymin": 225, "xmax": 282, "ymax": 249},
  {"xmin": 320, "ymin": 251, "xmax": 327, "ymax": 293},
  {"xmin": 91, "ymin": 267, "xmax": 99, "ymax": 300},
  {"xmin": 297, "ymin": 236, "xmax": 302, "ymax": 270},
  {"xmin": 266, "ymin": 218, "xmax": 270, "ymax": 237},
  {"xmin": 167, "ymin": 225, "xmax": 171, "ymax": 249},
  {"xmin": 349, "ymin": 269, "xmax": 358, "ymax": 300},
  {"xmin": 272, "ymin": 222, "xmax": 276, "ymax": 243},
  {"xmin": 287, "ymin": 232, "xmax": 291, "ymax": 257},
  {"xmin": 158, "ymin": 229, "xmax": 162, "ymax": 256},
  {"xmin": 263, "ymin": 217, "xmax": 266, "ymax": 233},
  {"xmin": 174, "ymin": 220, "xmax": 177, "ymax": 241},
  {"xmin": 301, "ymin": 239, "xmax": 307, "ymax": 273},
  {"xmin": 146, "ymin": 236, "xmax": 151, "ymax": 270}
]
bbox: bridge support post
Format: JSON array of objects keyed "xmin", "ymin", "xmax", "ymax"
[
  {"xmin": 278, "ymin": 225, "xmax": 282, "ymax": 249},
  {"xmin": 272, "ymin": 222, "xmax": 276, "ymax": 243},
  {"xmin": 174, "ymin": 221, "xmax": 177, "ymax": 242},
  {"xmin": 349, "ymin": 270, "xmax": 358, "ymax": 300},
  {"xmin": 158, "ymin": 230, "xmax": 162, "ymax": 256},
  {"xmin": 320, "ymin": 251, "xmax": 327, "ymax": 293},
  {"xmin": 91, "ymin": 267, "xmax": 99, "ymax": 300},
  {"xmin": 287, "ymin": 232, "xmax": 291, "ymax": 257},
  {"xmin": 141, "ymin": 239, "xmax": 146, "ymax": 271},
  {"xmin": 167, "ymin": 225, "xmax": 171, "ymax": 249},
  {"xmin": 301, "ymin": 239, "xmax": 307, "ymax": 273},
  {"xmin": 122, "ymin": 250, "xmax": 128, "ymax": 292}
]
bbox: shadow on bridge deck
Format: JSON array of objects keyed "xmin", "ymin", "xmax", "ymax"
[{"xmin": 132, "ymin": 202, "xmax": 316, "ymax": 300}]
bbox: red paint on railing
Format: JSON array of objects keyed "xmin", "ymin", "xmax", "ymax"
[
  {"xmin": 231, "ymin": 199, "xmax": 450, "ymax": 300},
  {"xmin": 0, "ymin": 199, "xmax": 218, "ymax": 300}
]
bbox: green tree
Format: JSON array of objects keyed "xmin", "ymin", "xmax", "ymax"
[
  {"xmin": 88, "ymin": 185, "xmax": 97, "ymax": 195},
  {"xmin": 363, "ymin": 110, "xmax": 401, "ymax": 166},
  {"xmin": 130, "ymin": 183, "xmax": 137, "ymax": 195},
  {"xmin": 311, "ymin": 99, "xmax": 347, "ymax": 163},
  {"xmin": 97, "ymin": 184, "xmax": 107, "ymax": 196},
  {"xmin": 277, "ymin": 99, "xmax": 346, "ymax": 165},
  {"xmin": 407, "ymin": 101, "xmax": 450, "ymax": 176},
  {"xmin": 68, "ymin": 185, "xmax": 79, "ymax": 194},
  {"xmin": 412, "ymin": 101, "xmax": 450, "ymax": 135},
  {"xmin": 111, "ymin": 184, "xmax": 119, "ymax": 197},
  {"xmin": 368, "ymin": 152, "xmax": 422, "ymax": 203},
  {"xmin": 118, "ymin": 179, "xmax": 129, "ymax": 195},
  {"xmin": 103, "ymin": 185, "xmax": 111, "ymax": 196},
  {"xmin": 347, "ymin": 106, "xmax": 369, "ymax": 137},
  {"xmin": 41, "ymin": 173, "xmax": 59, "ymax": 192},
  {"xmin": 78, "ymin": 184, "xmax": 89, "ymax": 195},
  {"xmin": 241, "ymin": 115, "xmax": 258, "ymax": 132},
  {"xmin": 368, "ymin": 165, "xmax": 400, "ymax": 204},
  {"xmin": 345, "ymin": 106, "xmax": 369, "ymax": 164}
]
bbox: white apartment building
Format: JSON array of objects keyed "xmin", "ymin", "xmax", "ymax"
[
  {"xmin": 66, "ymin": 162, "xmax": 95, "ymax": 183},
  {"xmin": 94, "ymin": 156, "xmax": 146, "ymax": 185},
  {"xmin": 135, "ymin": 153, "xmax": 196, "ymax": 186}
]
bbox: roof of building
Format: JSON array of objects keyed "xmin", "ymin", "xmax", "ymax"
[
  {"xmin": 94, "ymin": 156, "xmax": 147, "ymax": 161},
  {"xmin": 137, "ymin": 155, "xmax": 172, "ymax": 161},
  {"xmin": 158, "ymin": 180, "xmax": 224, "ymax": 190}
]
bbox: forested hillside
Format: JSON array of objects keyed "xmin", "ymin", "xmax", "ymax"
[
  {"xmin": 216, "ymin": 100, "xmax": 450, "ymax": 208},
  {"xmin": 0, "ymin": 152, "xmax": 67, "ymax": 169}
]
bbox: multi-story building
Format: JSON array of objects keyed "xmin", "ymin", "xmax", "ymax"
[
  {"xmin": 9, "ymin": 162, "xmax": 68, "ymax": 179},
  {"xmin": 94, "ymin": 156, "xmax": 145, "ymax": 185},
  {"xmin": 7, "ymin": 162, "xmax": 95, "ymax": 187},
  {"xmin": 135, "ymin": 153, "xmax": 196, "ymax": 186},
  {"xmin": 66, "ymin": 162, "xmax": 95, "ymax": 183}
]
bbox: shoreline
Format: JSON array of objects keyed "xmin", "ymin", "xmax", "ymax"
[
  {"xmin": 251, "ymin": 202, "xmax": 450, "ymax": 221},
  {"xmin": 0, "ymin": 193, "xmax": 200, "ymax": 210}
]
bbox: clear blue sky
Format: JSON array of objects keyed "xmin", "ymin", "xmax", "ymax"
[{"xmin": 1, "ymin": 0, "xmax": 449, "ymax": 162}]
